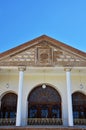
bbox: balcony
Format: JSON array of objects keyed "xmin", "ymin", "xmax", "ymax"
[
  {"xmin": 0, "ymin": 118, "xmax": 16, "ymax": 126},
  {"xmin": 27, "ymin": 118, "xmax": 63, "ymax": 125},
  {"xmin": 0, "ymin": 118, "xmax": 86, "ymax": 126},
  {"xmin": 74, "ymin": 119, "xmax": 86, "ymax": 125}
]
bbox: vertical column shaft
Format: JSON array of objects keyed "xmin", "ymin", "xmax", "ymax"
[
  {"xmin": 66, "ymin": 68, "xmax": 73, "ymax": 126},
  {"xmin": 16, "ymin": 67, "xmax": 26, "ymax": 126}
]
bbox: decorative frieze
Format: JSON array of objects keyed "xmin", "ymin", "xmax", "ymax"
[{"xmin": 0, "ymin": 40, "xmax": 86, "ymax": 67}]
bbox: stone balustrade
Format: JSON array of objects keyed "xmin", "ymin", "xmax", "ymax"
[
  {"xmin": 27, "ymin": 118, "xmax": 63, "ymax": 125},
  {"xmin": 0, "ymin": 118, "xmax": 86, "ymax": 126}
]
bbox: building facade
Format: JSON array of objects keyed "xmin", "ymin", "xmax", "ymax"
[{"xmin": 0, "ymin": 35, "xmax": 86, "ymax": 126}]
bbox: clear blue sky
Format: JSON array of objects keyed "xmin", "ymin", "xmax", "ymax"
[{"xmin": 0, "ymin": 0, "xmax": 86, "ymax": 53}]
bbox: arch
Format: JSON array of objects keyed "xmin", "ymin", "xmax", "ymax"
[
  {"xmin": 27, "ymin": 84, "xmax": 62, "ymax": 119},
  {"xmin": 0, "ymin": 90, "xmax": 17, "ymax": 99},
  {"xmin": 72, "ymin": 91, "xmax": 86, "ymax": 119},
  {"xmin": 0, "ymin": 92, "xmax": 17, "ymax": 119},
  {"xmin": 72, "ymin": 90, "xmax": 86, "ymax": 96},
  {"xmin": 27, "ymin": 83, "xmax": 62, "ymax": 101}
]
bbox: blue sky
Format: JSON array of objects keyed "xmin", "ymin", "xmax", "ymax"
[{"xmin": 0, "ymin": 0, "xmax": 86, "ymax": 53}]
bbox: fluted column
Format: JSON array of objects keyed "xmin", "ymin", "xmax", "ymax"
[
  {"xmin": 16, "ymin": 66, "xmax": 26, "ymax": 126},
  {"xmin": 65, "ymin": 68, "xmax": 73, "ymax": 126}
]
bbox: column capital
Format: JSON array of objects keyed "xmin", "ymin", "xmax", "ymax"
[
  {"xmin": 64, "ymin": 68, "xmax": 72, "ymax": 72},
  {"xmin": 18, "ymin": 66, "xmax": 26, "ymax": 71}
]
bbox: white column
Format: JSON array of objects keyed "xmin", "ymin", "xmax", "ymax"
[
  {"xmin": 0, "ymin": 99, "xmax": 1, "ymax": 109},
  {"xmin": 0, "ymin": 98, "xmax": 1, "ymax": 116},
  {"xmin": 16, "ymin": 66, "xmax": 26, "ymax": 126},
  {"xmin": 66, "ymin": 68, "xmax": 73, "ymax": 126}
]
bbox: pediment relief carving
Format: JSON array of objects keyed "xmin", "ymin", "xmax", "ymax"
[{"xmin": 0, "ymin": 41, "xmax": 86, "ymax": 67}]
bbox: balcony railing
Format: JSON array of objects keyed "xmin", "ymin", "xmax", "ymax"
[
  {"xmin": 0, "ymin": 118, "xmax": 86, "ymax": 126},
  {"xmin": 0, "ymin": 118, "xmax": 16, "ymax": 126},
  {"xmin": 74, "ymin": 119, "xmax": 86, "ymax": 125},
  {"xmin": 27, "ymin": 118, "xmax": 63, "ymax": 125}
]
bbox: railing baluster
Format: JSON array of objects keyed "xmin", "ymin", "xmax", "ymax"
[
  {"xmin": 0, "ymin": 118, "xmax": 16, "ymax": 126},
  {"xmin": 1, "ymin": 118, "xmax": 86, "ymax": 126},
  {"xmin": 74, "ymin": 119, "xmax": 86, "ymax": 125},
  {"xmin": 27, "ymin": 118, "xmax": 63, "ymax": 125}
]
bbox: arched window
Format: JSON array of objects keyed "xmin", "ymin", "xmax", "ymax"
[
  {"xmin": 72, "ymin": 92, "xmax": 86, "ymax": 119},
  {"xmin": 28, "ymin": 85, "xmax": 62, "ymax": 119},
  {"xmin": 1, "ymin": 92, "xmax": 17, "ymax": 118}
]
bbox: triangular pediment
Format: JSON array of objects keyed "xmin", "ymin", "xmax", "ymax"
[{"xmin": 0, "ymin": 35, "xmax": 86, "ymax": 67}]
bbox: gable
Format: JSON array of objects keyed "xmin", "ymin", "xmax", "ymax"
[{"xmin": 0, "ymin": 35, "xmax": 86, "ymax": 67}]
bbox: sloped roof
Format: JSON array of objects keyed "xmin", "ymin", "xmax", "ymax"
[{"xmin": 0, "ymin": 35, "xmax": 86, "ymax": 67}]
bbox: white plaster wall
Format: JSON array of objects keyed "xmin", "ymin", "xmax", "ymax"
[
  {"xmin": 71, "ymin": 75, "xmax": 86, "ymax": 95},
  {"xmin": 0, "ymin": 74, "xmax": 19, "ymax": 96}
]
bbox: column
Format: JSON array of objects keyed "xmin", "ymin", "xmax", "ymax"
[
  {"xmin": 0, "ymin": 98, "xmax": 1, "ymax": 109},
  {"xmin": 16, "ymin": 66, "xmax": 26, "ymax": 126},
  {"xmin": 0, "ymin": 98, "xmax": 1, "ymax": 118},
  {"xmin": 65, "ymin": 68, "xmax": 73, "ymax": 126}
]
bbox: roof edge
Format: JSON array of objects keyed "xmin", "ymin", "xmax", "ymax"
[{"xmin": 0, "ymin": 35, "xmax": 86, "ymax": 58}]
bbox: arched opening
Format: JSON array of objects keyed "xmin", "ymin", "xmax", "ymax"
[
  {"xmin": 0, "ymin": 92, "xmax": 17, "ymax": 125},
  {"xmin": 27, "ymin": 85, "xmax": 62, "ymax": 125},
  {"xmin": 72, "ymin": 92, "xmax": 86, "ymax": 125}
]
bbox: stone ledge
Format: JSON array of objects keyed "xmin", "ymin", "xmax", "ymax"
[{"xmin": 0, "ymin": 127, "xmax": 86, "ymax": 130}]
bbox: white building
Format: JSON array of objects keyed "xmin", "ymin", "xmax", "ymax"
[{"xmin": 0, "ymin": 35, "xmax": 86, "ymax": 126}]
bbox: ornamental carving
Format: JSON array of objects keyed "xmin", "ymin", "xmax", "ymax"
[{"xmin": 36, "ymin": 46, "xmax": 52, "ymax": 65}]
